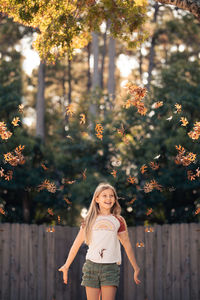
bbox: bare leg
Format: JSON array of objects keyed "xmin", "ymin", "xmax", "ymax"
[
  {"xmin": 85, "ymin": 286, "xmax": 101, "ymax": 300},
  {"xmin": 101, "ymin": 285, "xmax": 117, "ymax": 300}
]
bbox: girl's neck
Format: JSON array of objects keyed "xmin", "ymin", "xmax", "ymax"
[{"xmin": 98, "ymin": 212, "xmax": 113, "ymax": 216}]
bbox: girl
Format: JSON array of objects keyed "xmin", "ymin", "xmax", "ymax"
[{"xmin": 58, "ymin": 182, "xmax": 141, "ymax": 300}]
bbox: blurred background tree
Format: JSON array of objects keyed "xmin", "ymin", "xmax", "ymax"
[{"xmin": 0, "ymin": 2, "xmax": 199, "ymax": 226}]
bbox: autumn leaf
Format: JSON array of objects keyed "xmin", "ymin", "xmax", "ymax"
[
  {"xmin": 11, "ymin": 117, "xmax": 20, "ymax": 127},
  {"xmin": 64, "ymin": 196, "xmax": 72, "ymax": 205},
  {"xmin": 127, "ymin": 176, "xmax": 137, "ymax": 184},
  {"xmin": 111, "ymin": 169, "xmax": 117, "ymax": 178},
  {"xmin": 41, "ymin": 163, "xmax": 48, "ymax": 170},
  {"xmin": 127, "ymin": 196, "xmax": 136, "ymax": 205},
  {"xmin": 175, "ymin": 103, "xmax": 182, "ymax": 113},
  {"xmin": 18, "ymin": 104, "xmax": 24, "ymax": 113},
  {"xmin": 180, "ymin": 117, "xmax": 188, "ymax": 126},
  {"xmin": 65, "ymin": 104, "xmax": 75, "ymax": 117},
  {"xmin": 95, "ymin": 123, "xmax": 104, "ymax": 140},
  {"xmin": 140, "ymin": 164, "xmax": 148, "ymax": 174},
  {"xmin": 47, "ymin": 208, "xmax": 54, "ymax": 216},
  {"xmin": 80, "ymin": 113, "xmax": 86, "ymax": 124},
  {"xmin": 146, "ymin": 208, "xmax": 153, "ymax": 216}
]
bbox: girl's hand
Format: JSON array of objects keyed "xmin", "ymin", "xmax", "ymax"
[
  {"xmin": 58, "ymin": 265, "xmax": 69, "ymax": 284},
  {"xmin": 134, "ymin": 267, "xmax": 141, "ymax": 285}
]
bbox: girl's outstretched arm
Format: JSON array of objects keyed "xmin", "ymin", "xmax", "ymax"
[
  {"xmin": 58, "ymin": 226, "xmax": 85, "ymax": 284},
  {"xmin": 117, "ymin": 221, "xmax": 141, "ymax": 285}
]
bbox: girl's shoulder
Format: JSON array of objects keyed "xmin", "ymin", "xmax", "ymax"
[
  {"xmin": 80, "ymin": 218, "xmax": 86, "ymax": 229},
  {"xmin": 114, "ymin": 215, "xmax": 127, "ymax": 232}
]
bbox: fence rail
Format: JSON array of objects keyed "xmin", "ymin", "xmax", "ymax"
[{"xmin": 0, "ymin": 223, "xmax": 199, "ymax": 300}]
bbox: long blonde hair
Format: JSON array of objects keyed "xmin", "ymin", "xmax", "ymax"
[{"xmin": 83, "ymin": 182, "xmax": 121, "ymax": 245}]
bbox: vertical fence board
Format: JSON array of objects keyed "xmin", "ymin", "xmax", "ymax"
[
  {"xmin": 189, "ymin": 223, "xmax": 199, "ymax": 300},
  {"xmin": 69, "ymin": 227, "xmax": 80, "ymax": 299},
  {"xmin": 154, "ymin": 225, "xmax": 163, "ymax": 300},
  {"xmin": 180, "ymin": 223, "xmax": 190, "ymax": 300},
  {"xmin": 162, "ymin": 224, "xmax": 172, "ymax": 300},
  {"xmin": 62, "ymin": 226, "xmax": 73, "ymax": 300},
  {"xmin": 28, "ymin": 224, "xmax": 38, "ymax": 300},
  {"xmin": 123, "ymin": 226, "xmax": 136, "ymax": 300},
  {"xmin": 19, "ymin": 224, "xmax": 29, "ymax": 300},
  {"xmin": 37, "ymin": 225, "xmax": 46, "ymax": 300},
  {"xmin": 0, "ymin": 223, "xmax": 4, "ymax": 300},
  {"xmin": 55, "ymin": 226, "xmax": 65, "ymax": 300},
  {"xmin": 46, "ymin": 228, "xmax": 56, "ymax": 300},
  {"xmin": 171, "ymin": 224, "xmax": 181, "ymax": 300},
  {"xmin": 2, "ymin": 223, "xmax": 11, "ymax": 300},
  {"xmin": 136, "ymin": 226, "xmax": 145, "ymax": 300},
  {"xmin": 10, "ymin": 223, "xmax": 20, "ymax": 300},
  {"xmin": 145, "ymin": 225, "xmax": 155, "ymax": 300}
]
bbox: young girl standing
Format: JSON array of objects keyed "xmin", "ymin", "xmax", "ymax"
[{"xmin": 58, "ymin": 182, "xmax": 141, "ymax": 300}]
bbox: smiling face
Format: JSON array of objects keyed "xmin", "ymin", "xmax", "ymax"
[{"xmin": 95, "ymin": 188, "xmax": 116, "ymax": 215}]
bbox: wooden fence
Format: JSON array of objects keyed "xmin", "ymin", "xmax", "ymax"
[{"xmin": 0, "ymin": 223, "xmax": 199, "ymax": 300}]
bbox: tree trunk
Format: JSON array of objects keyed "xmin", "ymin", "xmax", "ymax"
[
  {"xmin": 92, "ymin": 32, "xmax": 100, "ymax": 89},
  {"xmin": 68, "ymin": 56, "xmax": 72, "ymax": 105},
  {"xmin": 146, "ymin": 3, "xmax": 160, "ymax": 91},
  {"xmin": 87, "ymin": 42, "xmax": 92, "ymax": 93},
  {"xmin": 100, "ymin": 22, "xmax": 108, "ymax": 90},
  {"xmin": 90, "ymin": 32, "xmax": 100, "ymax": 117},
  {"xmin": 36, "ymin": 60, "xmax": 45, "ymax": 143},
  {"xmin": 108, "ymin": 36, "xmax": 116, "ymax": 104},
  {"xmin": 156, "ymin": 0, "xmax": 200, "ymax": 21}
]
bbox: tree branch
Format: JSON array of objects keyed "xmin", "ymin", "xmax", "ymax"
[{"xmin": 155, "ymin": 0, "xmax": 200, "ymax": 21}]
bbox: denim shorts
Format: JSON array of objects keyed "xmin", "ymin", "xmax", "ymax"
[{"xmin": 81, "ymin": 259, "xmax": 120, "ymax": 289}]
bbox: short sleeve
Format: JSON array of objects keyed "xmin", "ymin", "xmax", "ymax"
[{"xmin": 116, "ymin": 216, "xmax": 127, "ymax": 233}]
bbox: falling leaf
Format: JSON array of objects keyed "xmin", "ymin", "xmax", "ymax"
[
  {"xmin": 4, "ymin": 170, "xmax": 13, "ymax": 181},
  {"xmin": 47, "ymin": 208, "xmax": 54, "ymax": 216},
  {"xmin": 37, "ymin": 179, "xmax": 57, "ymax": 193},
  {"xmin": 80, "ymin": 113, "xmax": 86, "ymax": 124},
  {"xmin": 82, "ymin": 168, "xmax": 87, "ymax": 180},
  {"xmin": 154, "ymin": 154, "xmax": 161, "ymax": 160},
  {"xmin": 153, "ymin": 101, "xmax": 163, "ymax": 109},
  {"xmin": 95, "ymin": 123, "xmax": 104, "ymax": 140},
  {"xmin": 46, "ymin": 226, "xmax": 55, "ymax": 233},
  {"xmin": 18, "ymin": 104, "xmax": 24, "ymax": 113},
  {"xmin": 195, "ymin": 167, "xmax": 200, "ymax": 177},
  {"xmin": 145, "ymin": 227, "xmax": 154, "ymax": 232},
  {"xmin": 41, "ymin": 163, "xmax": 48, "ymax": 170},
  {"xmin": 127, "ymin": 196, "xmax": 136, "ymax": 205},
  {"xmin": 140, "ymin": 164, "xmax": 148, "ymax": 174},
  {"xmin": 175, "ymin": 103, "xmax": 182, "ymax": 113},
  {"xmin": 64, "ymin": 196, "xmax": 72, "ymax": 205},
  {"xmin": 149, "ymin": 162, "xmax": 159, "ymax": 170},
  {"xmin": 11, "ymin": 117, "xmax": 20, "ymax": 127},
  {"xmin": 188, "ymin": 121, "xmax": 200, "ymax": 140},
  {"xmin": 146, "ymin": 208, "xmax": 153, "ymax": 216},
  {"xmin": 65, "ymin": 104, "xmax": 75, "ymax": 117},
  {"xmin": 0, "ymin": 167, "xmax": 4, "ymax": 177},
  {"xmin": 127, "ymin": 176, "xmax": 137, "ymax": 184},
  {"xmin": 0, "ymin": 121, "xmax": 12, "ymax": 140},
  {"xmin": 180, "ymin": 117, "xmax": 189, "ymax": 127},
  {"xmin": 136, "ymin": 242, "xmax": 145, "ymax": 247},
  {"xmin": 194, "ymin": 207, "xmax": 200, "ymax": 215},
  {"xmin": 0, "ymin": 208, "xmax": 5, "ymax": 215},
  {"xmin": 111, "ymin": 169, "xmax": 117, "ymax": 178},
  {"xmin": 166, "ymin": 116, "xmax": 173, "ymax": 121},
  {"xmin": 187, "ymin": 170, "xmax": 196, "ymax": 181}
]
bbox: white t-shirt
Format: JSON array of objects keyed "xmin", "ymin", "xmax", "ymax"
[{"xmin": 82, "ymin": 214, "xmax": 127, "ymax": 265}]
